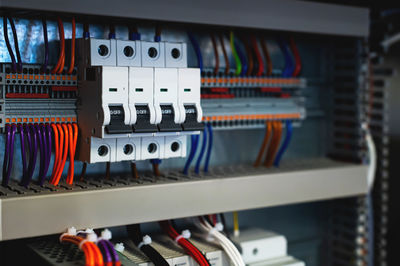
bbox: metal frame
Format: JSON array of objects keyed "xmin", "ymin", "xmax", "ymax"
[
  {"xmin": 0, "ymin": 159, "xmax": 367, "ymax": 241},
  {"xmin": 2, "ymin": 0, "xmax": 369, "ymax": 37}
]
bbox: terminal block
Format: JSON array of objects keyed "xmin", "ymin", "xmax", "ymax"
[{"xmin": 76, "ymin": 38, "xmax": 203, "ymax": 163}]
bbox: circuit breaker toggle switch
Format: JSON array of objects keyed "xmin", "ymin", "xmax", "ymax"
[
  {"xmin": 105, "ymin": 106, "xmax": 133, "ymax": 134},
  {"xmin": 182, "ymin": 105, "xmax": 204, "ymax": 131},
  {"xmin": 133, "ymin": 105, "xmax": 158, "ymax": 133},
  {"xmin": 158, "ymin": 105, "xmax": 182, "ymax": 132}
]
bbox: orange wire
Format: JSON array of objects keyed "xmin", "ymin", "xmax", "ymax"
[
  {"xmin": 219, "ymin": 33, "xmax": 230, "ymax": 75},
  {"xmin": 50, "ymin": 124, "xmax": 60, "ymax": 183},
  {"xmin": 61, "ymin": 235, "xmax": 96, "ymax": 266},
  {"xmin": 260, "ymin": 38, "xmax": 272, "ymax": 76},
  {"xmin": 51, "ymin": 124, "xmax": 64, "ymax": 184},
  {"xmin": 242, "ymin": 37, "xmax": 254, "ymax": 76},
  {"xmin": 88, "ymin": 242, "xmax": 104, "ymax": 266},
  {"xmin": 67, "ymin": 17, "xmax": 76, "ymax": 75},
  {"xmin": 67, "ymin": 123, "xmax": 78, "ymax": 184},
  {"xmin": 51, "ymin": 18, "xmax": 65, "ymax": 74},
  {"xmin": 254, "ymin": 121, "xmax": 272, "ymax": 167},
  {"xmin": 264, "ymin": 121, "xmax": 283, "ymax": 167},
  {"xmin": 54, "ymin": 124, "xmax": 69, "ymax": 185}
]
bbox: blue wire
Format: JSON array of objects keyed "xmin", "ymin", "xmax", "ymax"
[
  {"xmin": 194, "ymin": 128, "xmax": 208, "ymax": 174},
  {"xmin": 204, "ymin": 124, "xmax": 213, "ymax": 173},
  {"xmin": 183, "ymin": 134, "xmax": 200, "ymax": 175},
  {"xmin": 273, "ymin": 120, "xmax": 293, "ymax": 167},
  {"xmin": 154, "ymin": 35, "xmax": 161, "ymax": 42},
  {"xmin": 278, "ymin": 38, "xmax": 294, "ymax": 77},
  {"xmin": 187, "ymin": 32, "xmax": 203, "ymax": 71},
  {"xmin": 234, "ymin": 39, "xmax": 248, "ymax": 76}
]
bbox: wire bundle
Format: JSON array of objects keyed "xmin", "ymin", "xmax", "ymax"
[
  {"xmin": 50, "ymin": 123, "xmax": 78, "ymax": 186},
  {"xmin": 160, "ymin": 220, "xmax": 210, "ymax": 266},
  {"xmin": 3, "ymin": 16, "xmax": 22, "ymax": 72},
  {"xmin": 193, "ymin": 218, "xmax": 245, "ymax": 266},
  {"xmin": 60, "ymin": 228, "xmax": 104, "ymax": 266},
  {"xmin": 2, "ymin": 124, "xmax": 17, "ymax": 187},
  {"xmin": 126, "ymin": 224, "xmax": 169, "ymax": 266}
]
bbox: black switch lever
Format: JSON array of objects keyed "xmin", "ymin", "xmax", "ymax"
[
  {"xmin": 105, "ymin": 106, "xmax": 133, "ymax": 134},
  {"xmin": 182, "ymin": 105, "xmax": 204, "ymax": 131},
  {"xmin": 133, "ymin": 105, "xmax": 158, "ymax": 133},
  {"xmin": 158, "ymin": 105, "xmax": 182, "ymax": 132}
]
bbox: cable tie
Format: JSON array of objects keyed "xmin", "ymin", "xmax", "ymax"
[
  {"xmin": 86, "ymin": 232, "xmax": 98, "ymax": 242},
  {"xmin": 60, "ymin": 227, "xmax": 77, "ymax": 242},
  {"xmin": 137, "ymin": 235, "xmax": 152, "ymax": 249},
  {"xmin": 79, "ymin": 239, "xmax": 89, "ymax": 250},
  {"xmin": 207, "ymin": 223, "xmax": 224, "ymax": 241},
  {"xmin": 115, "ymin": 243, "xmax": 125, "ymax": 253},
  {"xmin": 175, "ymin": 229, "xmax": 191, "ymax": 243},
  {"xmin": 101, "ymin": 229, "xmax": 112, "ymax": 240}
]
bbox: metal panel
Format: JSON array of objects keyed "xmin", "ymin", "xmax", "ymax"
[
  {"xmin": 2, "ymin": 0, "xmax": 369, "ymax": 37},
  {"xmin": 0, "ymin": 159, "xmax": 368, "ymax": 241}
]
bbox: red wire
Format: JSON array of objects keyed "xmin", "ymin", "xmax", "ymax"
[
  {"xmin": 67, "ymin": 17, "xmax": 76, "ymax": 75},
  {"xmin": 51, "ymin": 18, "xmax": 65, "ymax": 74},
  {"xmin": 160, "ymin": 221, "xmax": 210, "ymax": 266},
  {"xmin": 289, "ymin": 38, "xmax": 301, "ymax": 77},
  {"xmin": 251, "ymin": 36, "xmax": 264, "ymax": 77},
  {"xmin": 219, "ymin": 34, "xmax": 230, "ymax": 75}
]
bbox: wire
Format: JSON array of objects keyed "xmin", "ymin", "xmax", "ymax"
[
  {"xmin": 230, "ymin": 31, "xmax": 242, "ymax": 76},
  {"xmin": 80, "ymin": 162, "xmax": 87, "ymax": 181},
  {"xmin": 50, "ymin": 124, "xmax": 60, "ymax": 180},
  {"xmin": 83, "ymin": 23, "xmax": 90, "ymax": 39},
  {"xmin": 193, "ymin": 218, "xmax": 245, "ymax": 266},
  {"xmin": 150, "ymin": 159, "xmax": 162, "ymax": 177},
  {"xmin": 131, "ymin": 162, "xmax": 139, "ymax": 179},
  {"xmin": 41, "ymin": 18, "xmax": 49, "ymax": 73},
  {"xmin": 254, "ymin": 121, "xmax": 272, "ymax": 167},
  {"xmin": 52, "ymin": 124, "xmax": 69, "ymax": 185},
  {"xmin": 19, "ymin": 125, "xmax": 27, "ymax": 183},
  {"xmin": 251, "ymin": 36, "xmax": 264, "ymax": 77},
  {"xmin": 363, "ymin": 123, "xmax": 376, "ymax": 191},
  {"xmin": 126, "ymin": 224, "xmax": 169, "ymax": 266},
  {"xmin": 210, "ymin": 33, "xmax": 220, "ymax": 75},
  {"xmin": 43, "ymin": 124, "xmax": 52, "ymax": 185},
  {"xmin": 264, "ymin": 121, "xmax": 283, "ymax": 167},
  {"xmin": 3, "ymin": 124, "xmax": 16, "ymax": 187},
  {"xmin": 289, "ymin": 38, "xmax": 301, "ymax": 77},
  {"xmin": 60, "ymin": 234, "xmax": 103, "ymax": 266},
  {"xmin": 36, "ymin": 124, "xmax": 45, "ymax": 184},
  {"xmin": 195, "ymin": 128, "xmax": 207, "ymax": 174},
  {"xmin": 188, "ymin": 32, "xmax": 203, "ymax": 71},
  {"xmin": 2, "ymin": 125, "xmax": 11, "ymax": 186},
  {"xmin": 204, "ymin": 124, "xmax": 213, "ymax": 172},
  {"xmin": 8, "ymin": 17, "xmax": 22, "ymax": 72},
  {"xmin": 67, "ymin": 17, "xmax": 76, "ymax": 75},
  {"xmin": 3, "ymin": 17, "xmax": 17, "ymax": 72},
  {"xmin": 273, "ymin": 120, "xmax": 293, "ymax": 167},
  {"xmin": 160, "ymin": 220, "xmax": 210, "ymax": 266},
  {"xmin": 52, "ymin": 18, "xmax": 65, "ymax": 74},
  {"xmin": 278, "ymin": 38, "xmax": 294, "ymax": 77},
  {"xmin": 105, "ymin": 162, "xmax": 111, "ymax": 179},
  {"xmin": 66, "ymin": 123, "xmax": 78, "ymax": 184},
  {"xmin": 260, "ymin": 38, "xmax": 272, "ymax": 76},
  {"xmin": 219, "ymin": 34, "xmax": 230, "ymax": 75},
  {"xmin": 183, "ymin": 134, "xmax": 200, "ymax": 175},
  {"xmin": 97, "ymin": 240, "xmax": 112, "ymax": 264},
  {"xmin": 241, "ymin": 37, "xmax": 253, "ymax": 76},
  {"xmin": 24, "ymin": 124, "xmax": 38, "ymax": 187},
  {"xmin": 129, "ymin": 25, "xmax": 141, "ymax": 41},
  {"xmin": 233, "ymin": 211, "xmax": 240, "ymax": 237},
  {"xmin": 108, "ymin": 23, "xmax": 116, "ymax": 39},
  {"xmin": 154, "ymin": 25, "xmax": 161, "ymax": 42}
]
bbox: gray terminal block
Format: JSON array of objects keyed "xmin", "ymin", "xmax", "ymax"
[
  {"xmin": 165, "ymin": 42, "xmax": 187, "ymax": 68},
  {"xmin": 140, "ymin": 41, "xmax": 166, "ymax": 67},
  {"xmin": 116, "ymin": 40, "xmax": 142, "ymax": 67}
]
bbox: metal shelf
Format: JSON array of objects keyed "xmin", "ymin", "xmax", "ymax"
[
  {"xmin": 0, "ymin": 158, "xmax": 367, "ymax": 241},
  {"xmin": 2, "ymin": 0, "xmax": 368, "ymax": 37}
]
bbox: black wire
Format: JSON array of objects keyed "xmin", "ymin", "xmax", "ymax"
[
  {"xmin": 219, "ymin": 213, "xmax": 231, "ymax": 238},
  {"xmin": 79, "ymin": 162, "xmax": 87, "ymax": 181},
  {"xmin": 126, "ymin": 224, "xmax": 169, "ymax": 266}
]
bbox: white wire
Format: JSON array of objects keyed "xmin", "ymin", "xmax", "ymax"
[
  {"xmin": 193, "ymin": 219, "xmax": 245, "ymax": 266},
  {"xmin": 362, "ymin": 122, "xmax": 376, "ymax": 191},
  {"xmin": 381, "ymin": 32, "xmax": 400, "ymax": 52}
]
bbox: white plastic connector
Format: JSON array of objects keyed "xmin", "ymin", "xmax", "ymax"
[
  {"xmin": 165, "ymin": 42, "xmax": 187, "ymax": 68},
  {"xmin": 175, "ymin": 229, "xmax": 191, "ymax": 243},
  {"xmin": 141, "ymin": 41, "xmax": 165, "ymax": 67},
  {"xmin": 115, "ymin": 243, "xmax": 125, "ymax": 253},
  {"xmin": 90, "ymin": 39, "xmax": 117, "ymax": 66},
  {"xmin": 85, "ymin": 228, "xmax": 94, "ymax": 234},
  {"xmin": 101, "ymin": 229, "xmax": 112, "ymax": 240},
  {"xmin": 116, "ymin": 40, "xmax": 141, "ymax": 67},
  {"xmin": 138, "ymin": 235, "xmax": 152, "ymax": 249},
  {"xmin": 207, "ymin": 223, "xmax": 224, "ymax": 241}
]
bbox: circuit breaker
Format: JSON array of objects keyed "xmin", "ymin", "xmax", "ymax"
[{"xmin": 76, "ymin": 38, "xmax": 203, "ymax": 163}]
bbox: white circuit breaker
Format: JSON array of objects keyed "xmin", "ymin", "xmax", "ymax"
[{"xmin": 76, "ymin": 38, "xmax": 203, "ymax": 163}]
